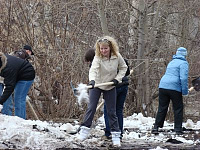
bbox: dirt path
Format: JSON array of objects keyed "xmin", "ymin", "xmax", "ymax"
[{"xmin": 56, "ymin": 130, "xmax": 200, "ymax": 150}]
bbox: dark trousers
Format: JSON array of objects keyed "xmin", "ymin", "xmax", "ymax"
[
  {"xmin": 82, "ymin": 87, "xmax": 120, "ymax": 132},
  {"xmin": 104, "ymin": 85, "xmax": 128, "ymax": 136},
  {"xmin": 154, "ymin": 88, "xmax": 183, "ymax": 131}
]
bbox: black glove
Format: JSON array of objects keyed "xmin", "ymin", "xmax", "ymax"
[
  {"xmin": 122, "ymin": 76, "xmax": 129, "ymax": 82},
  {"xmin": 89, "ymin": 80, "xmax": 95, "ymax": 89},
  {"xmin": 194, "ymin": 83, "xmax": 200, "ymax": 91},
  {"xmin": 192, "ymin": 77, "xmax": 200, "ymax": 91},
  {"xmin": 122, "ymin": 76, "xmax": 129, "ymax": 85},
  {"xmin": 111, "ymin": 79, "xmax": 119, "ymax": 86}
]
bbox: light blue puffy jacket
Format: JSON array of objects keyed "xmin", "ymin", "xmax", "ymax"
[{"xmin": 159, "ymin": 55, "xmax": 189, "ymax": 95}]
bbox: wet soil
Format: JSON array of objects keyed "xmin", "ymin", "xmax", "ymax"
[{"xmin": 57, "ymin": 129, "xmax": 200, "ymax": 150}]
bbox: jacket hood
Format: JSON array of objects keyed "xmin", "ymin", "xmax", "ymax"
[
  {"xmin": 0, "ymin": 52, "xmax": 7, "ymax": 73},
  {"xmin": 172, "ymin": 55, "xmax": 186, "ymax": 61}
]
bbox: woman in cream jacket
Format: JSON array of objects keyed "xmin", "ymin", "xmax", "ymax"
[{"xmin": 78, "ymin": 36, "xmax": 127, "ymax": 147}]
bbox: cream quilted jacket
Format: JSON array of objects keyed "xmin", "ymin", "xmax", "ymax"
[{"xmin": 89, "ymin": 52, "xmax": 127, "ymax": 90}]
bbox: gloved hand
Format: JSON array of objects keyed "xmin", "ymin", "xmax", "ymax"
[
  {"xmin": 89, "ymin": 80, "xmax": 95, "ymax": 89},
  {"xmin": 194, "ymin": 83, "xmax": 200, "ymax": 91},
  {"xmin": 122, "ymin": 76, "xmax": 129, "ymax": 85},
  {"xmin": 111, "ymin": 79, "xmax": 119, "ymax": 86},
  {"xmin": 122, "ymin": 76, "xmax": 129, "ymax": 82}
]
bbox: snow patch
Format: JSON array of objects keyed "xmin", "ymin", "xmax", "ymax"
[{"xmin": 76, "ymin": 83, "xmax": 89, "ymax": 106}]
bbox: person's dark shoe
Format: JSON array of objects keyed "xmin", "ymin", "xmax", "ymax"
[
  {"xmin": 151, "ymin": 128, "xmax": 159, "ymax": 134},
  {"xmin": 176, "ymin": 131, "xmax": 184, "ymax": 135},
  {"xmin": 101, "ymin": 135, "xmax": 111, "ymax": 141}
]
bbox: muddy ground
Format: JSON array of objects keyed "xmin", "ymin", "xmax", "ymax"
[{"xmin": 56, "ymin": 128, "xmax": 200, "ymax": 150}]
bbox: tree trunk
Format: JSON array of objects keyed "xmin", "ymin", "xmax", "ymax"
[
  {"xmin": 136, "ymin": 0, "xmax": 147, "ymax": 114},
  {"xmin": 97, "ymin": 0, "xmax": 109, "ymax": 35}
]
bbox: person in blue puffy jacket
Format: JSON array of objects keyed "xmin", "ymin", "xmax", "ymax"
[{"xmin": 152, "ymin": 47, "xmax": 189, "ymax": 135}]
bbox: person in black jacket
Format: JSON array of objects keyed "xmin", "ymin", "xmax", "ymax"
[
  {"xmin": 103, "ymin": 59, "xmax": 130, "ymax": 139},
  {"xmin": 84, "ymin": 48, "xmax": 130, "ymax": 140},
  {"xmin": 0, "ymin": 52, "xmax": 35, "ymax": 119},
  {"xmin": 1, "ymin": 45, "xmax": 34, "ymax": 115},
  {"xmin": 10, "ymin": 45, "xmax": 34, "ymax": 61}
]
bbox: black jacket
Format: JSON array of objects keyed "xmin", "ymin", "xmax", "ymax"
[
  {"xmin": 0, "ymin": 53, "xmax": 35, "ymax": 104},
  {"xmin": 124, "ymin": 59, "xmax": 130, "ymax": 76},
  {"xmin": 116, "ymin": 59, "xmax": 130, "ymax": 88}
]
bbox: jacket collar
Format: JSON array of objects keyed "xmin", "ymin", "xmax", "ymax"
[
  {"xmin": 0, "ymin": 52, "xmax": 7, "ymax": 73},
  {"xmin": 172, "ymin": 55, "xmax": 186, "ymax": 61},
  {"xmin": 101, "ymin": 54, "xmax": 118, "ymax": 61}
]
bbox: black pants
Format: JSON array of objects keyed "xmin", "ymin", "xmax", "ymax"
[{"xmin": 154, "ymin": 88, "xmax": 183, "ymax": 131}]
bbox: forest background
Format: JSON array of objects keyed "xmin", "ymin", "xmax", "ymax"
[{"xmin": 0, "ymin": 0, "xmax": 199, "ymax": 123}]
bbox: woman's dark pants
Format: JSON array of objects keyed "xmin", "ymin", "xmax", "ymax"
[
  {"xmin": 154, "ymin": 88, "xmax": 183, "ymax": 131},
  {"xmin": 82, "ymin": 87, "xmax": 120, "ymax": 132}
]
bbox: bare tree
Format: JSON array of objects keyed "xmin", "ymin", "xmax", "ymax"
[
  {"xmin": 97, "ymin": 0, "xmax": 109, "ymax": 35},
  {"xmin": 0, "ymin": 0, "xmax": 200, "ymax": 122}
]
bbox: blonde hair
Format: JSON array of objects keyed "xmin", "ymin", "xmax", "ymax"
[{"xmin": 94, "ymin": 36, "xmax": 119, "ymax": 58}]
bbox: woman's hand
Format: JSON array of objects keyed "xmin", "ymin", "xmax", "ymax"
[
  {"xmin": 111, "ymin": 79, "xmax": 118, "ymax": 86},
  {"xmin": 89, "ymin": 80, "xmax": 95, "ymax": 88}
]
